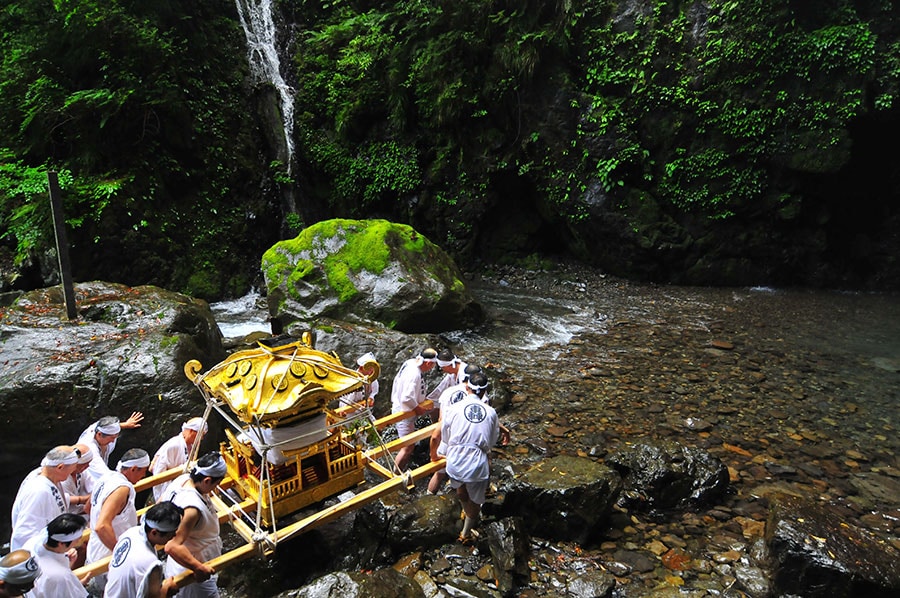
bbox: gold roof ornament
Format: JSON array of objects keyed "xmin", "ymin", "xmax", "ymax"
[{"xmin": 184, "ymin": 332, "xmax": 379, "ymax": 426}]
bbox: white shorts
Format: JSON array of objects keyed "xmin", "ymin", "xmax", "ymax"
[
  {"xmin": 449, "ymin": 478, "xmax": 489, "ymax": 505},
  {"xmin": 175, "ymin": 576, "xmax": 219, "ymax": 598},
  {"xmin": 395, "ymin": 416, "xmax": 416, "ymax": 437}
]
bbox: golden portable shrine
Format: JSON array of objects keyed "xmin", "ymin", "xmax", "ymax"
[
  {"xmin": 73, "ymin": 332, "xmax": 444, "ymax": 590},
  {"xmin": 184, "ymin": 332, "xmax": 377, "ymax": 527}
]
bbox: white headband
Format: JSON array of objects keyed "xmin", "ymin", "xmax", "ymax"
[
  {"xmin": 182, "ymin": 417, "xmax": 207, "ymax": 433},
  {"xmin": 141, "ymin": 512, "xmax": 180, "ymax": 533},
  {"xmin": 75, "ymin": 447, "xmax": 93, "ymax": 464},
  {"xmin": 467, "ymin": 381, "xmax": 488, "ymax": 392},
  {"xmin": 437, "ymin": 358, "xmax": 458, "ymax": 367},
  {"xmin": 48, "ymin": 528, "xmax": 84, "ymax": 543},
  {"xmin": 193, "ymin": 456, "xmax": 227, "ymax": 478},
  {"xmin": 0, "ymin": 554, "xmax": 41, "ymax": 584},
  {"xmin": 356, "ymin": 352, "xmax": 377, "ymax": 366},
  {"xmin": 41, "ymin": 450, "xmax": 79, "ymax": 467},
  {"xmin": 117, "ymin": 454, "xmax": 151, "ymax": 470},
  {"xmin": 96, "ymin": 421, "xmax": 121, "ymax": 435}
]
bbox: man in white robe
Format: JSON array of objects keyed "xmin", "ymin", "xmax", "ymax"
[
  {"xmin": 149, "ymin": 417, "xmax": 207, "ymax": 501},
  {"xmin": 105, "ymin": 501, "xmax": 182, "ymax": 598},
  {"xmin": 9, "ymin": 446, "xmax": 79, "ymax": 551},
  {"xmin": 390, "ymin": 348, "xmax": 437, "ymax": 470},
  {"xmin": 164, "ymin": 452, "xmax": 226, "ymax": 598},
  {"xmin": 438, "ymin": 371, "xmax": 500, "ymax": 544},
  {"xmin": 62, "ymin": 443, "xmax": 93, "ymax": 515},
  {"xmin": 0, "ymin": 549, "xmax": 42, "ymax": 597},
  {"xmin": 85, "ymin": 449, "xmax": 150, "ymax": 594},
  {"xmin": 22, "ymin": 513, "xmax": 89, "ymax": 598},
  {"xmin": 78, "ymin": 412, "xmax": 144, "ymax": 493},
  {"xmin": 426, "ymin": 348, "xmax": 467, "ymax": 403}
]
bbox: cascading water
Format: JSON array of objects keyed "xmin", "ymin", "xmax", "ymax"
[{"xmin": 235, "ymin": 0, "xmax": 295, "ymax": 172}]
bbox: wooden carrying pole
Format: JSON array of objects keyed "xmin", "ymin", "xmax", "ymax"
[
  {"xmin": 47, "ymin": 171, "xmax": 77, "ymax": 320},
  {"xmin": 72, "ymin": 405, "xmax": 444, "ymax": 586},
  {"xmin": 171, "ymin": 459, "xmax": 446, "ymax": 589}
]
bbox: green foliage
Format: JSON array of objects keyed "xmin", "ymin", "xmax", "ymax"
[
  {"xmin": 2, "ymin": 0, "xmax": 897, "ymax": 293},
  {"xmin": 0, "ymin": 149, "xmax": 126, "ymax": 263},
  {"xmin": 307, "ymin": 135, "xmax": 421, "ymax": 211},
  {"xmin": 0, "ymin": 0, "xmax": 267, "ymax": 296},
  {"xmin": 285, "ymin": 212, "xmax": 305, "ymax": 235},
  {"xmin": 159, "ymin": 334, "xmax": 179, "ymax": 349},
  {"xmin": 293, "ymin": 0, "xmax": 572, "ymax": 214},
  {"xmin": 552, "ymin": 0, "xmax": 884, "ymax": 220},
  {"xmin": 660, "ymin": 148, "xmax": 765, "ymax": 218},
  {"xmin": 270, "ymin": 161, "xmax": 292, "ymax": 185}
]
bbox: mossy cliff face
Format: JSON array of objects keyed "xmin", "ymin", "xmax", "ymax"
[
  {"xmin": 288, "ymin": 0, "xmax": 900, "ymax": 290},
  {"xmin": 262, "ymin": 219, "xmax": 481, "ymax": 333}
]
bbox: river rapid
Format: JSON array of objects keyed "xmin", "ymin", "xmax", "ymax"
[{"xmin": 212, "ymin": 262, "xmax": 900, "ymax": 595}]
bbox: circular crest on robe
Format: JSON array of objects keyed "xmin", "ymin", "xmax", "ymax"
[
  {"xmin": 463, "ymin": 403, "xmax": 487, "ymax": 423},
  {"xmin": 111, "ymin": 537, "xmax": 132, "ymax": 568}
]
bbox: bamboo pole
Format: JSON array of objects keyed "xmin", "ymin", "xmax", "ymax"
[{"xmin": 47, "ymin": 171, "xmax": 77, "ymax": 320}]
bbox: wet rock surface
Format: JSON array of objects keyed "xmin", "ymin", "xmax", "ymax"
[
  {"xmin": 499, "ymin": 455, "xmax": 623, "ymax": 543},
  {"xmin": 3, "ymin": 263, "xmax": 898, "ymax": 597},
  {"xmin": 0, "ymin": 281, "xmax": 225, "ymax": 541},
  {"xmin": 767, "ymin": 494, "xmax": 900, "ymax": 597},
  {"xmin": 606, "ymin": 442, "xmax": 729, "ymax": 510},
  {"xmin": 236, "ymin": 262, "xmax": 899, "ymax": 597}
]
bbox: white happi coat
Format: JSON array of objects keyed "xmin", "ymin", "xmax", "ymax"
[
  {"xmin": 427, "ymin": 360, "xmax": 468, "ymax": 402},
  {"xmin": 86, "ymin": 471, "xmax": 138, "ymax": 564},
  {"xmin": 439, "ymin": 395, "xmax": 499, "ymax": 484},
  {"xmin": 105, "ymin": 525, "xmax": 164, "ymax": 598},
  {"xmin": 165, "ymin": 484, "xmax": 222, "ymax": 597},
  {"xmin": 437, "ymin": 382, "xmax": 470, "ymax": 413},
  {"xmin": 61, "ymin": 470, "xmax": 89, "ymax": 515},
  {"xmin": 390, "ymin": 358, "xmax": 429, "ymax": 413},
  {"xmin": 9, "ymin": 471, "xmax": 69, "ymax": 551},
  {"xmin": 79, "ymin": 426, "xmax": 114, "ymax": 494},
  {"xmin": 23, "ymin": 536, "xmax": 88, "ymax": 598},
  {"xmin": 151, "ymin": 433, "xmax": 189, "ymax": 501}
]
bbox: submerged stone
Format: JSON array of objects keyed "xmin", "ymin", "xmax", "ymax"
[
  {"xmin": 500, "ymin": 455, "xmax": 622, "ymax": 543},
  {"xmin": 766, "ymin": 494, "xmax": 900, "ymax": 597}
]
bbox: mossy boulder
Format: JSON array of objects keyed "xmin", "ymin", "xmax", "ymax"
[{"xmin": 262, "ymin": 219, "xmax": 482, "ymax": 333}]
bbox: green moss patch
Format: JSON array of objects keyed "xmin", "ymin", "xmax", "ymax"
[{"xmin": 263, "ymin": 219, "xmax": 442, "ymax": 303}]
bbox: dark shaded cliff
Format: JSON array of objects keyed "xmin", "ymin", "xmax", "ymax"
[{"xmin": 1, "ymin": 0, "xmax": 898, "ymax": 295}]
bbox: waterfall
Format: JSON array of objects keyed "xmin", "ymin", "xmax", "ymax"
[{"xmin": 235, "ymin": 0, "xmax": 295, "ymax": 172}]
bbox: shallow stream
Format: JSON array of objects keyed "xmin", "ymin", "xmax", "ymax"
[{"xmin": 211, "ymin": 266, "xmax": 900, "ymax": 595}]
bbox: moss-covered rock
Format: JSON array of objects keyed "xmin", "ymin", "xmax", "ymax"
[{"xmin": 262, "ymin": 219, "xmax": 482, "ymax": 333}]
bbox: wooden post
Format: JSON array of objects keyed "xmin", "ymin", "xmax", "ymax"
[{"xmin": 47, "ymin": 170, "xmax": 77, "ymax": 320}]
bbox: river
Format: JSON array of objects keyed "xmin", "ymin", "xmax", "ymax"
[
  {"xmin": 212, "ymin": 267, "xmax": 900, "ymax": 500},
  {"xmin": 211, "ymin": 265, "xmax": 900, "ymax": 594}
]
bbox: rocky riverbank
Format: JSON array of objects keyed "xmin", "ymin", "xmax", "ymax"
[
  {"xmin": 217, "ymin": 261, "xmax": 900, "ymax": 597},
  {"xmin": 2, "ymin": 263, "xmax": 897, "ymax": 596}
]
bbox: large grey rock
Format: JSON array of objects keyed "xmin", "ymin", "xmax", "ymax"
[
  {"xmin": 274, "ymin": 568, "xmax": 425, "ymax": 598},
  {"xmin": 605, "ymin": 441, "xmax": 729, "ymax": 510},
  {"xmin": 262, "ymin": 219, "xmax": 482, "ymax": 334},
  {"xmin": 0, "ymin": 281, "xmax": 225, "ymax": 541},
  {"xmin": 766, "ymin": 494, "xmax": 900, "ymax": 597},
  {"xmin": 386, "ymin": 494, "xmax": 461, "ymax": 552},
  {"xmin": 500, "ymin": 455, "xmax": 622, "ymax": 543}
]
